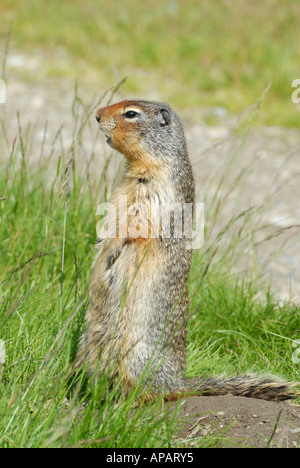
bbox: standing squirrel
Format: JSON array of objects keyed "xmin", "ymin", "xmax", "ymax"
[{"xmin": 78, "ymin": 99, "xmax": 297, "ymax": 402}]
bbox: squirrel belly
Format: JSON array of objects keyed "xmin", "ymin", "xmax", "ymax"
[{"xmin": 77, "ymin": 99, "xmax": 298, "ymax": 402}]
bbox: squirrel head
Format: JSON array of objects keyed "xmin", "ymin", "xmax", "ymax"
[{"xmin": 95, "ymin": 100, "xmax": 188, "ymax": 165}]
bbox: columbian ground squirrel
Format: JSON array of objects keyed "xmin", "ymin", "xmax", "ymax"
[{"xmin": 78, "ymin": 99, "xmax": 298, "ymax": 402}]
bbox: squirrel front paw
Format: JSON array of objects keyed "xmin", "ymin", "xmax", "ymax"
[{"xmin": 106, "ymin": 239, "xmax": 126, "ymax": 269}]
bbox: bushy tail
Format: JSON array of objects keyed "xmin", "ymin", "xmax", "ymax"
[{"xmin": 186, "ymin": 374, "xmax": 299, "ymax": 401}]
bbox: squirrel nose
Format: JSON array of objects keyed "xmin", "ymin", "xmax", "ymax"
[{"xmin": 96, "ymin": 114, "xmax": 100, "ymax": 123}]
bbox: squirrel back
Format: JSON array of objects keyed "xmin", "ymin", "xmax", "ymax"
[{"xmin": 77, "ymin": 99, "xmax": 298, "ymax": 402}]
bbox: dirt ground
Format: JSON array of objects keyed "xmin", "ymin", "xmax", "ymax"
[
  {"xmin": 1, "ymin": 51, "xmax": 300, "ymax": 448},
  {"xmin": 167, "ymin": 395, "xmax": 300, "ymax": 448}
]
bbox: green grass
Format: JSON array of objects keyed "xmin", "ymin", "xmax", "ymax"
[
  {"xmin": 0, "ymin": 88, "xmax": 299, "ymax": 448},
  {"xmin": 1, "ymin": 0, "xmax": 300, "ymax": 126}
]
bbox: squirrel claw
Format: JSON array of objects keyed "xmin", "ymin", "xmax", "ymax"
[
  {"xmin": 107, "ymin": 252, "xmax": 118, "ymax": 269},
  {"xmin": 107, "ymin": 240, "xmax": 126, "ymax": 269}
]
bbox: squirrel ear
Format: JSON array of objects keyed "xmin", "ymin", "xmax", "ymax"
[{"xmin": 158, "ymin": 108, "xmax": 171, "ymax": 126}]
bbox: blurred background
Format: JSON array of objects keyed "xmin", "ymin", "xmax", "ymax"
[
  {"xmin": 1, "ymin": 0, "xmax": 300, "ymax": 125},
  {"xmin": 0, "ymin": 0, "xmax": 299, "ymax": 302}
]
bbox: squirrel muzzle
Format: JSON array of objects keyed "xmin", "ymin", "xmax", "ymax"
[{"xmin": 95, "ymin": 107, "xmax": 117, "ymax": 147}]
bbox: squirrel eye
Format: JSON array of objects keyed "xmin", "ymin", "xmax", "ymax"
[{"xmin": 124, "ymin": 110, "xmax": 138, "ymax": 119}]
